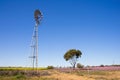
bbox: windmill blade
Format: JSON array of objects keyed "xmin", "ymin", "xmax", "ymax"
[{"xmin": 34, "ymin": 9, "xmax": 43, "ymax": 24}]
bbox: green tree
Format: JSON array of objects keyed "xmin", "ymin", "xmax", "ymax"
[{"xmin": 64, "ymin": 49, "xmax": 82, "ymax": 69}]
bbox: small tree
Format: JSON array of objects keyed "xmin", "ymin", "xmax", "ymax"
[{"xmin": 64, "ymin": 49, "xmax": 82, "ymax": 69}]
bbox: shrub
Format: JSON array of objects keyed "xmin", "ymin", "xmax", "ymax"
[
  {"xmin": 100, "ymin": 64, "xmax": 104, "ymax": 67},
  {"xmin": 47, "ymin": 66, "xmax": 54, "ymax": 69},
  {"xmin": 15, "ymin": 73, "xmax": 26, "ymax": 79},
  {"xmin": 77, "ymin": 63, "xmax": 84, "ymax": 68}
]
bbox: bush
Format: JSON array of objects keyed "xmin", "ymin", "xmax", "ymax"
[
  {"xmin": 47, "ymin": 66, "xmax": 54, "ymax": 69},
  {"xmin": 77, "ymin": 63, "xmax": 84, "ymax": 68},
  {"xmin": 15, "ymin": 73, "xmax": 26, "ymax": 79},
  {"xmin": 100, "ymin": 64, "xmax": 104, "ymax": 67}
]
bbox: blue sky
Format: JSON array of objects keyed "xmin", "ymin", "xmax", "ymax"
[{"xmin": 0, "ymin": 0, "xmax": 120, "ymax": 67}]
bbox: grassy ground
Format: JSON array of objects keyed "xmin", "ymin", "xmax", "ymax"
[
  {"xmin": 69, "ymin": 70, "xmax": 120, "ymax": 80},
  {"xmin": 0, "ymin": 67, "xmax": 120, "ymax": 80}
]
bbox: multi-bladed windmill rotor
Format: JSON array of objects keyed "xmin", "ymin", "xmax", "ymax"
[{"xmin": 34, "ymin": 9, "xmax": 43, "ymax": 24}]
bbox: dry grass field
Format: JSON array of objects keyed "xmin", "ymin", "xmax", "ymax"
[
  {"xmin": 0, "ymin": 67, "xmax": 120, "ymax": 80},
  {"xmin": 42, "ymin": 70, "xmax": 120, "ymax": 80}
]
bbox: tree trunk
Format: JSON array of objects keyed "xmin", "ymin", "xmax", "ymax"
[{"xmin": 73, "ymin": 64, "xmax": 76, "ymax": 70}]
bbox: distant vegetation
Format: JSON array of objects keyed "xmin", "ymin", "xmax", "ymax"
[
  {"xmin": 47, "ymin": 66, "xmax": 54, "ymax": 69},
  {"xmin": 0, "ymin": 67, "xmax": 48, "ymax": 71}
]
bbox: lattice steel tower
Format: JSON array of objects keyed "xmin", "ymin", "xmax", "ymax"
[{"xmin": 30, "ymin": 9, "xmax": 43, "ymax": 70}]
